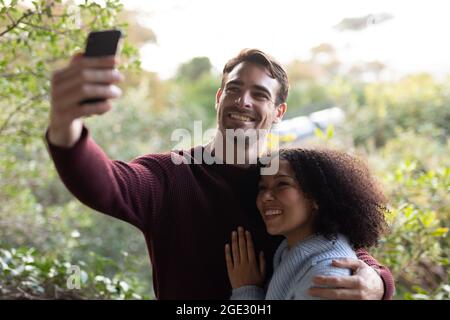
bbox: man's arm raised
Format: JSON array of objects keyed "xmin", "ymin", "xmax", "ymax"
[{"xmin": 46, "ymin": 53, "xmax": 165, "ymax": 232}]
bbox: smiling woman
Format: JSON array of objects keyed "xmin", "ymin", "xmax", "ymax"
[{"xmin": 225, "ymin": 147, "xmax": 389, "ymax": 300}]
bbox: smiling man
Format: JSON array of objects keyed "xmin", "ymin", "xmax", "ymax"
[{"xmin": 46, "ymin": 48, "xmax": 394, "ymax": 299}]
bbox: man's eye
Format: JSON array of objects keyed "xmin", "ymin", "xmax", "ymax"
[
  {"xmin": 258, "ymin": 185, "xmax": 266, "ymax": 191},
  {"xmin": 226, "ymin": 87, "xmax": 239, "ymax": 93},
  {"xmin": 253, "ymin": 92, "xmax": 269, "ymax": 100}
]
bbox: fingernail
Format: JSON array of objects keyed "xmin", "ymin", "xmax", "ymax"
[
  {"xmin": 110, "ymin": 86, "xmax": 122, "ymax": 97},
  {"xmin": 112, "ymin": 70, "xmax": 123, "ymax": 80}
]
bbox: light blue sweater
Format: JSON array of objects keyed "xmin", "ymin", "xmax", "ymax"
[{"xmin": 230, "ymin": 233, "xmax": 357, "ymax": 300}]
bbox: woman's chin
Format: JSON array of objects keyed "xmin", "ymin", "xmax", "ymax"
[{"xmin": 265, "ymin": 226, "xmax": 282, "ymax": 236}]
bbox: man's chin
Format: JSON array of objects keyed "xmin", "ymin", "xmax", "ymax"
[{"xmin": 222, "ymin": 120, "xmax": 257, "ymax": 131}]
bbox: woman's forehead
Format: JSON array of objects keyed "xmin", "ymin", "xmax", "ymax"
[{"xmin": 261, "ymin": 159, "xmax": 294, "ymax": 178}]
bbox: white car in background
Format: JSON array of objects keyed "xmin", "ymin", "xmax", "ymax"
[{"xmin": 272, "ymin": 107, "xmax": 345, "ymax": 144}]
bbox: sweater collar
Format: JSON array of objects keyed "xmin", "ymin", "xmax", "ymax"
[{"xmin": 273, "ymin": 234, "xmax": 342, "ymax": 269}]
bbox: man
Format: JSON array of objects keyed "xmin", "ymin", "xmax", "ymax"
[{"xmin": 46, "ymin": 49, "xmax": 394, "ymax": 299}]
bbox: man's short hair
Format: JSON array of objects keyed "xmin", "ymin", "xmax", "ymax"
[{"xmin": 221, "ymin": 49, "xmax": 289, "ymax": 106}]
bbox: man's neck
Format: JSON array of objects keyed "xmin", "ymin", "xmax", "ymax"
[{"xmin": 205, "ymin": 130, "xmax": 269, "ymax": 167}]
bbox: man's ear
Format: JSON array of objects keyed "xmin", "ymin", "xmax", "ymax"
[
  {"xmin": 273, "ymin": 103, "xmax": 287, "ymax": 123},
  {"xmin": 215, "ymin": 88, "xmax": 223, "ymax": 110}
]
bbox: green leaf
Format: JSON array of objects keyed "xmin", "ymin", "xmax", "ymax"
[
  {"xmin": 314, "ymin": 127, "xmax": 324, "ymax": 139},
  {"xmin": 431, "ymin": 227, "xmax": 449, "ymax": 237}
]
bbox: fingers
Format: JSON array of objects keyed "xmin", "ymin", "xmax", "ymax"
[
  {"xmin": 79, "ymin": 83, "xmax": 122, "ymax": 101},
  {"xmin": 76, "ymin": 101, "xmax": 113, "ymax": 118},
  {"xmin": 225, "ymin": 244, "xmax": 234, "ymax": 274},
  {"xmin": 81, "ymin": 68, "xmax": 123, "ymax": 84},
  {"xmin": 55, "ymin": 80, "xmax": 122, "ymax": 106},
  {"xmin": 70, "ymin": 52, "xmax": 84, "ymax": 64},
  {"xmin": 259, "ymin": 251, "xmax": 266, "ymax": 278},
  {"xmin": 231, "ymin": 230, "xmax": 240, "ymax": 265},
  {"xmin": 229, "ymin": 227, "xmax": 260, "ymax": 267},
  {"xmin": 52, "ymin": 54, "xmax": 119, "ymax": 88},
  {"xmin": 331, "ymin": 258, "xmax": 365, "ymax": 272},
  {"xmin": 312, "ymin": 275, "xmax": 362, "ymax": 289},
  {"xmin": 237, "ymin": 227, "xmax": 247, "ymax": 262},
  {"xmin": 53, "ymin": 68, "xmax": 122, "ymax": 96},
  {"xmin": 58, "ymin": 84, "xmax": 121, "ymax": 111},
  {"xmin": 308, "ymin": 287, "xmax": 361, "ymax": 300},
  {"xmin": 245, "ymin": 230, "xmax": 256, "ymax": 262},
  {"xmin": 51, "ymin": 53, "xmax": 122, "ymax": 116},
  {"xmin": 76, "ymin": 55, "xmax": 117, "ymax": 68}
]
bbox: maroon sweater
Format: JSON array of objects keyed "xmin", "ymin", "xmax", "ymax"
[{"xmin": 46, "ymin": 127, "xmax": 395, "ymax": 300}]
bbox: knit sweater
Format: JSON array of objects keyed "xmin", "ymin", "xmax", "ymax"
[
  {"xmin": 45, "ymin": 126, "xmax": 395, "ymax": 299},
  {"xmin": 231, "ymin": 234, "xmax": 357, "ymax": 300}
]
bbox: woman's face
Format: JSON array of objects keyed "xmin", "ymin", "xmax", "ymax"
[{"xmin": 256, "ymin": 159, "xmax": 316, "ymax": 243}]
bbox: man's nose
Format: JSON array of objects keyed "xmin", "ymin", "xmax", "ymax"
[{"xmin": 236, "ymin": 91, "xmax": 252, "ymax": 108}]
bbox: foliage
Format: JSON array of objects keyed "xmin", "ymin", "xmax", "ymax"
[
  {"xmin": 0, "ymin": 246, "xmax": 149, "ymax": 299},
  {"xmin": 0, "ymin": 0, "xmax": 152, "ymax": 299},
  {"xmin": 372, "ymin": 160, "xmax": 449, "ymax": 299},
  {"xmin": 344, "ymin": 74, "xmax": 450, "ymax": 148}
]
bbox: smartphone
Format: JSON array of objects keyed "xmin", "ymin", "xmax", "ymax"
[{"xmin": 81, "ymin": 29, "xmax": 122, "ymax": 104}]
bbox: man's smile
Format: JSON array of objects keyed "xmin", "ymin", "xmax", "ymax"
[{"xmin": 228, "ymin": 112, "xmax": 255, "ymax": 122}]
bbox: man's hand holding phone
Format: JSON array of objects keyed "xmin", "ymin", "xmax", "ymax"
[{"xmin": 48, "ymin": 30, "xmax": 123, "ymax": 148}]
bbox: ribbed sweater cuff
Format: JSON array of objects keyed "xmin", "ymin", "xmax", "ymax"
[
  {"xmin": 230, "ymin": 285, "xmax": 265, "ymax": 300},
  {"xmin": 379, "ymin": 267, "xmax": 395, "ymax": 300},
  {"xmin": 45, "ymin": 125, "xmax": 89, "ymax": 155},
  {"xmin": 355, "ymin": 249, "xmax": 395, "ymax": 300}
]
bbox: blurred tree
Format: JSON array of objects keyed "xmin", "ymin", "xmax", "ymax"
[
  {"xmin": 176, "ymin": 56, "xmax": 213, "ymax": 82},
  {"xmin": 0, "ymin": 0, "xmax": 153, "ymax": 299}
]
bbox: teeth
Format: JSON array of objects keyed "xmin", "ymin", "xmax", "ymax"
[
  {"xmin": 265, "ymin": 209, "xmax": 282, "ymax": 216},
  {"xmin": 230, "ymin": 113, "xmax": 253, "ymax": 122}
]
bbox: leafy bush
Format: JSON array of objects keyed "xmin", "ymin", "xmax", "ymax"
[{"xmin": 0, "ymin": 246, "xmax": 149, "ymax": 299}]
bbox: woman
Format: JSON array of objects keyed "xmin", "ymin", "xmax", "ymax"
[{"xmin": 225, "ymin": 148, "xmax": 389, "ymax": 299}]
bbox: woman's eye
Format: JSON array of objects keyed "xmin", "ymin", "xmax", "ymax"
[{"xmin": 277, "ymin": 182, "xmax": 289, "ymax": 187}]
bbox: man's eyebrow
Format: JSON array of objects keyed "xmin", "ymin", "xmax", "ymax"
[
  {"xmin": 225, "ymin": 80, "xmax": 244, "ymax": 87},
  {"xmin": 226, "ymin": 80, "xmax": 272, "ymax": 98}
]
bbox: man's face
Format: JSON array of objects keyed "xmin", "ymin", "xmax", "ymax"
[{"xmin": 215, "ymin": 62, "xmax": 286, "ymax": 133}]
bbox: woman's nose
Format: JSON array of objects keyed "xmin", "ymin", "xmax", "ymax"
[{"xmin": 260, "ymin": 189, "xmax": 275, "ymax": 201}]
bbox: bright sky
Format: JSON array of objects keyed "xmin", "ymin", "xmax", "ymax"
[{"xmin": 122, "ymin": 0, "xmax": 449, "ymax": 80}]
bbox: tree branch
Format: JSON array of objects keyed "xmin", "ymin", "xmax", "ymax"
[
  {"xmin": 0, "ymin": 1, "xmax": 56, "ymax": 38},
  {"xmin": 0, "ymin": 93, "xmax": 48, "ymax": 136},
  {"xmin": 0, "ymin": 9, "xmax": 35, "ymax": 37}
]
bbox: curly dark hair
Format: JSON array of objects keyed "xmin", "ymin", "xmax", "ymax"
[{"xmin": 261, "ymin": 148, "xmax": 389, "ymax": 249}]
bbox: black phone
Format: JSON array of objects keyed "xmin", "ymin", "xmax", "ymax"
[{"xmin": 81, "ymin": 29, "xmax": 122, "ymax": 104}]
